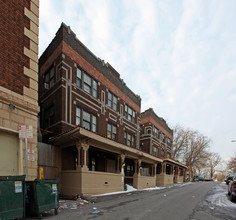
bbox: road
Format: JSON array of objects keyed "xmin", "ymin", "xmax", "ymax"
[{"xmin": 41, "ymin": 182, "xmax": 236, "ymax": 220}]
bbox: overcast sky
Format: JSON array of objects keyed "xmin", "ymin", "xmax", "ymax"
[{"xmin": 39, "ymin": 0, "xmax": 236, "ymax": 163}]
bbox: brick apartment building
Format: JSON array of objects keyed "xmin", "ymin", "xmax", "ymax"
[
  {"xmin": 0, "ymin": 0, "xmax": 39, "ymax": 180},
  {"xmin": 140, "ymin": 108, "xmax": 187, "ymax": 185},
  {"xmin": 38, "ymin": 23, "xmax": 187, "ymax": 197}
]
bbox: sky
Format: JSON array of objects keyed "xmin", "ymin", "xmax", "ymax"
[{"xmin": 39, "ymin": 0, "xmax": 236, "ymax": 163}]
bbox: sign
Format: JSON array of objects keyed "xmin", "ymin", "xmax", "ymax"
[
  {"xmin": 18, "ymin": 125, "xmax": 33, "ymax": 139},
  {"xmin": 26, "ymin": 125, "xmax": 33, "ymax": 138},
  {"xmin": 15, "ymin": 181, "xmax": 22, "ymax": 193},
  {"xmin": 19, "ymin": 125, "xmax": 26, "ymax": 139},
  {"xmin": 28, "ymin": 149, "xmax": 35, "ymax": 161},
  {"xmin": 52, "ymin": 184, "xmax": 57, "ymax": 194}
]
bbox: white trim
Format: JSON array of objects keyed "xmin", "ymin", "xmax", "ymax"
[
  {"xmin": 72, "ymin": 91, "xmax": 101, "ymax": 109},
  {"xmin": 75, "ymin": 98, "xmax": 99, "ymax": 112},
  {"xmin": 109, "ymin": 113, "xmax": 117, "ymax": 122}
]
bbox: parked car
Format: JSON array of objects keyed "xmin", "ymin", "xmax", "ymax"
[
  {"xmin": 198, "ymin": 176, "xmax": 205, "ymax": 181},
  {"xmin": 228, "ymin": 176, "xmax": 236, "ymax": 201},
  {"xmin": 225, "ymin": 173, "xmax": 236, "ymax": 185},
  {"xmin": 204, "ymin": 176, "xmax": 213, "ymax": 181},
  {"xmin": 225, "ymin": 174, "xmax": 229, "ymax": 183},
  {"xmin": 193, "ymin": 176, "xmax": 199, "ymax": 182}
]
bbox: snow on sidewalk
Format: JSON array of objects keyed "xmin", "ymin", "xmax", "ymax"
[{"xmin": 93, "ymin": 182, "xmax": 193, "ymax": 197}]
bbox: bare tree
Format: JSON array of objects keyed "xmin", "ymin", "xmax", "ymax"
[
  {"xmin": 227, "ymin": 152, "xmax": 236, "ymax": 173},
  {"xmin": 172, "ymin": 125, "xmax": 190, "ymax": 159},
  {"xmin": 172, "ymin": 125, "xmax": 212, "ymax": 181},
  {"xmin": 208, "ymin": 152, "xmax": 221, "ymax": 178}
]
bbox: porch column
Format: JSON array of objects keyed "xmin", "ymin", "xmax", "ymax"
[
  {"xmin": 120, "ymin": 153, "xmax": 126, "ymax": 184},
  {"xmin": 138, "ymin": 159, "xmax": 142, "ymax": 176},
  {"xmin": 116, "ymin": 155, "xmax": 121, "ymax": 173},
  {"xmin": 162, "ymin": 162, "xmax": 166, "ymax": 174},
  {"xmin": 76, "ymin": 140, "xmax": 89, "ymax": 172},
  {"xmin": 154, "ymin": 164, "xmax": 157, "ymax": 177}
]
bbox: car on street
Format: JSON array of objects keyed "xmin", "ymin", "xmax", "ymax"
[
  {"xmin": 225, "ymin": 173, "xmax": 236, "ymax": 185},
  {"xmin": 225, "ymin": 174, "xmax": 229, "ymax": 183},
  {"xmin": 204, "ymin": 176, "xmax": 213, "ymax": 181},
  {"xmin": 228, "ymin": 176, "xmax": 236, "ymax": 201},
  {"xmin": 198, "ymin": 175, "xmax": 205, "ymax": 181}
]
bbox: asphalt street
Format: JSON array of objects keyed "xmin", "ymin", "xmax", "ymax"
[{"xmin": 35, "ymin": 182, "xmax": 236, "ymax": 220}]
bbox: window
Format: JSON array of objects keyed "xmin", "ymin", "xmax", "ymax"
[
  {"xmin": 44, "ymin": 105, "xmax": 54, "ymax": 127},
  {"xmin": 76, "ymin": 68, "xmax": 82, "ymax": 88},
  {"xmin": 124, "ymin": 132, "xmax": 135, "ymax": 147},
  {"xmin": 161, "ymin": 133, "xmax": 165, "ymax": 143},
  {"xmin": 141, "ymin": 168, "xmax": 149, "ymax": 176},
  {"xmin": 161, "ymin": 149, "xmax": 165, "ymax": 157},
  {"xmin": 153, "ymin": 147, "xmax": 158, "ymax": 157},
  {"xmin": 125, "ymin": 104, "xmax": 136, "ymax": 123},
  {"xmin": 76, "ymin": 67, "xmax": 98, "ymax": 98},
  {"xmin": 92, "ymin": 115, "xmax": 97, "ymax": 132},
  {"xmin": 76, "ymin": 107, "xmax": 97, "ymax": 132},
  {"xmin": 93, "ymin": 81, "xmax": 98, "ymax": 98},
  {"xmin": 83, "ymin": 73, "xmax": 92, "ymax": 94},
  {"xmin": 83, "ymin": 111, "xmax": 91, "ymax": 130},
  {"xmin": 166, "ymin": 165, "xmax": 171, "ymax": 175},
  {"xmin": 76, "ymin": 107, "xmax": 81, "ymax": 125},
  {"xmin": 45, "ymin": 67, "xmax": 54, "ymax": 89},
  {"xmin": 107, "ymin": 123, "xmax": 117, "ymax": 140},
  {"xmin": 153, "ymin": 126, "xmax": 159, "ymax": 139},
  {"xmin": 108, "ymin": 91, "xmax": 118, "ymax": 111},
  {"xmin": 140, "ymin": 125, "xmax": 144, "ymax": 135},
  {"xmin": 167, "ymin": 138, "xmax": 172, "ymax": 147}
]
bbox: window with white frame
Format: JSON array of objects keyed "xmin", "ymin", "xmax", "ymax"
[
  {"xmin": 76, "ymin": 67, "xmax": 98, "ymax": 98},
  {"xmin": 108, "ymin": 91, "xmax": 118, "ymax": 111},
  {"xmin": 124, "ymin": 132, "xmax": 135, "ymax": 147},
  {"xmin": 107, "ymin": 123, "xmax": 117, "ymax": 140},
  {"xmin": 125, "ymin": 104, "xmax": 136, "ymax": 123},
  {"xmin": 76, "ymin": 107, "xmax": 97, "ymax": 132}
]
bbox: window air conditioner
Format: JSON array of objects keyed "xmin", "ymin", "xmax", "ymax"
[{"xmin": 44, "ymin": 83, "xmax": 49, "ymax": 90}]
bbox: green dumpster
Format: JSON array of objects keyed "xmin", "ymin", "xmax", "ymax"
[
  {"xmin": 25, "ymin": 179, "xmax": 59, "ymax": 218},
  {"xmin": 0, "ymin": 175, "xmax": 25, "ymax": 220}
]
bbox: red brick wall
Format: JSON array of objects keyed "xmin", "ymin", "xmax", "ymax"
[
  {"xmin": 0, "ymin": 0, "xmax": 31, "ymax": 95},
  {"xmin": 141, "ymin": 116, "xmax": 173, "ymax": 139},
  {"xmin": 62, "ymin": 42, "xmax": 140, "ymax": 113}
]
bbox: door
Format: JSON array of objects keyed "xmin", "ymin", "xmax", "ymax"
[{"xmin": 0, "ymin": 131, "xmax": 19, "ymax": 175}]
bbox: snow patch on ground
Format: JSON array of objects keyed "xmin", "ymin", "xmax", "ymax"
[
  {"xmin": 206, "ymin": 182, "xmax": 236, "ymax": 208},
  {"xmin": 94, "ymin": 182, "xmax": 192, "ymax": 196}
]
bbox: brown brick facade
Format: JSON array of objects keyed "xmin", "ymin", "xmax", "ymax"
[
  {"xmin": 39, "ymin": 23, "xmax": 141, "ymax": 149},
  {"xmin": 140, "ymin": 108, "xmax": 173, "ymax": 159}
]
